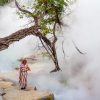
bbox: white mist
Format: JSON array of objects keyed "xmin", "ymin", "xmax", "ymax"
[{"xmin": 0, "ymin": 0, "xmax": 100, "ymax": 100}]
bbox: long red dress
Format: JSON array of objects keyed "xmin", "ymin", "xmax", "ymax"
[{"xmin": 19, "ymin": 64, "xmax": 30, "ymax": 89}]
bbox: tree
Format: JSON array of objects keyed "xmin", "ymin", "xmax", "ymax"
[{"xmin": 0, "ymin": 0, "xmax": 72, "ymax": 72}]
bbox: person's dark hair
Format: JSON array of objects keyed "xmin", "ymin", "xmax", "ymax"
[{"xmin": 21, "ymin": 59, "xmax": 27, "ymax": 65}]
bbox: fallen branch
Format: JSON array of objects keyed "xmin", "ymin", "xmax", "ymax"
[{"xmin": 72, "ymin": 40, "xmax": 86, "ymax": 54}]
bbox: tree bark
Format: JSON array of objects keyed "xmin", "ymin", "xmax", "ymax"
[
  {"xmin": 0, "ymin": 26, "xmax": 37, "ymax": 51},
  {"xmin": 50, "ymin": 44, "xmax": 61, "ymax": 72},
  {"xmin": 0, "ymin": 25, "xmax": 61, "ymax": 72}
]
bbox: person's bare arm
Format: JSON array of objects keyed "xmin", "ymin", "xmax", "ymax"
[{"xmin": 26, "ymin": 64, "xmax": 31, "ymax": 71}]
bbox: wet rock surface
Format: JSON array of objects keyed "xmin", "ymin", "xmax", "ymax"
[{"xmin": 0, "ymin": 78, "xmax": 54, "ymax": 100}]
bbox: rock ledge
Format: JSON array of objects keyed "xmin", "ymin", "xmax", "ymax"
[{"xmin": 0, "ymin": 78, "xmax": 54, "ymax": 100}]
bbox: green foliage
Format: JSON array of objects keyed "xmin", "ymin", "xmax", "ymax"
[
  {"xmin": 18, "ymin": 0, "xmax": 70, "ymax": 36},
  {"xmin": 33, "ymin": 0, "xmax": 69, "ymax": 35},
  {"xmin": 0, "ymin": 0, "xmax": 9, "ymax": 6}
]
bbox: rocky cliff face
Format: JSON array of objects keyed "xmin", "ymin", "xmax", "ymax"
[{"xmin": 0, "ymin": 78, "xmax": 54, "ymax": 100}]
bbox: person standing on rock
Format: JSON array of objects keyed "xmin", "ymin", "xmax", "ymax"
[{"xmin": 19, "ymin": 59, "xmax": 30, "ymax": 90}]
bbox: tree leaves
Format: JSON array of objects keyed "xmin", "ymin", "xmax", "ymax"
[
  {"xmin": 0, "ymin": 0, "xmax": 11, "ymax": 6},
  {"xmin": 0, "ymin": 0, "xmax": 8, "ymax": 6},
  {"xmin": 32, "ymin": 0, "xmax": 69, "ymax": 35},
  {"xmin": 17, "ymin": 0, "xmax": 70, "ymax": 36}
]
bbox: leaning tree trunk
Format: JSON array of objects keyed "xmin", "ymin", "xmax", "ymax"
[
  {"xmin": 0, "ymin": 25, "xmax": 61, "ymax": 72},
  {"xmin": 50, "ymin": 44, "xmax": 61, "ymax": 72},
  {"xmin": 39, "ymin": 35, "xmax": 61, "ymax": 73},
  {"xmin": 1, "ymin": 0, "xmax": 62, "ymax": 73}
]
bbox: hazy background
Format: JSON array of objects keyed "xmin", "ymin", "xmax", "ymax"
[{"xmin": 0, "ymin": 0, "xmax": 100, "ymax": 100}]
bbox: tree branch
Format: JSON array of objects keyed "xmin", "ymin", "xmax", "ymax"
[
  {"xmin": 15, "ymin": 0, "xmax": 39, "ymax": 25},
  {"xmin": 72, "ymin": 40, "xmax": 86, "ymax": 54},
  {"xmin": 39, "ymin": 37, "xmax": 55, "ymax": 61},
  {"xmin": 15, "ymin": 0, "xmax": 33, "ymax": 17},
  {"xmin": 51, "ymin": 22, "xmax": 57, "ymax": 47},
  {"xmin": 15, "ymin": 0, "xmax": 51, "ymax": 46},
  {"xmin": 0, "ymin": 26, "xmax": 38, "ymax": 51}
]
